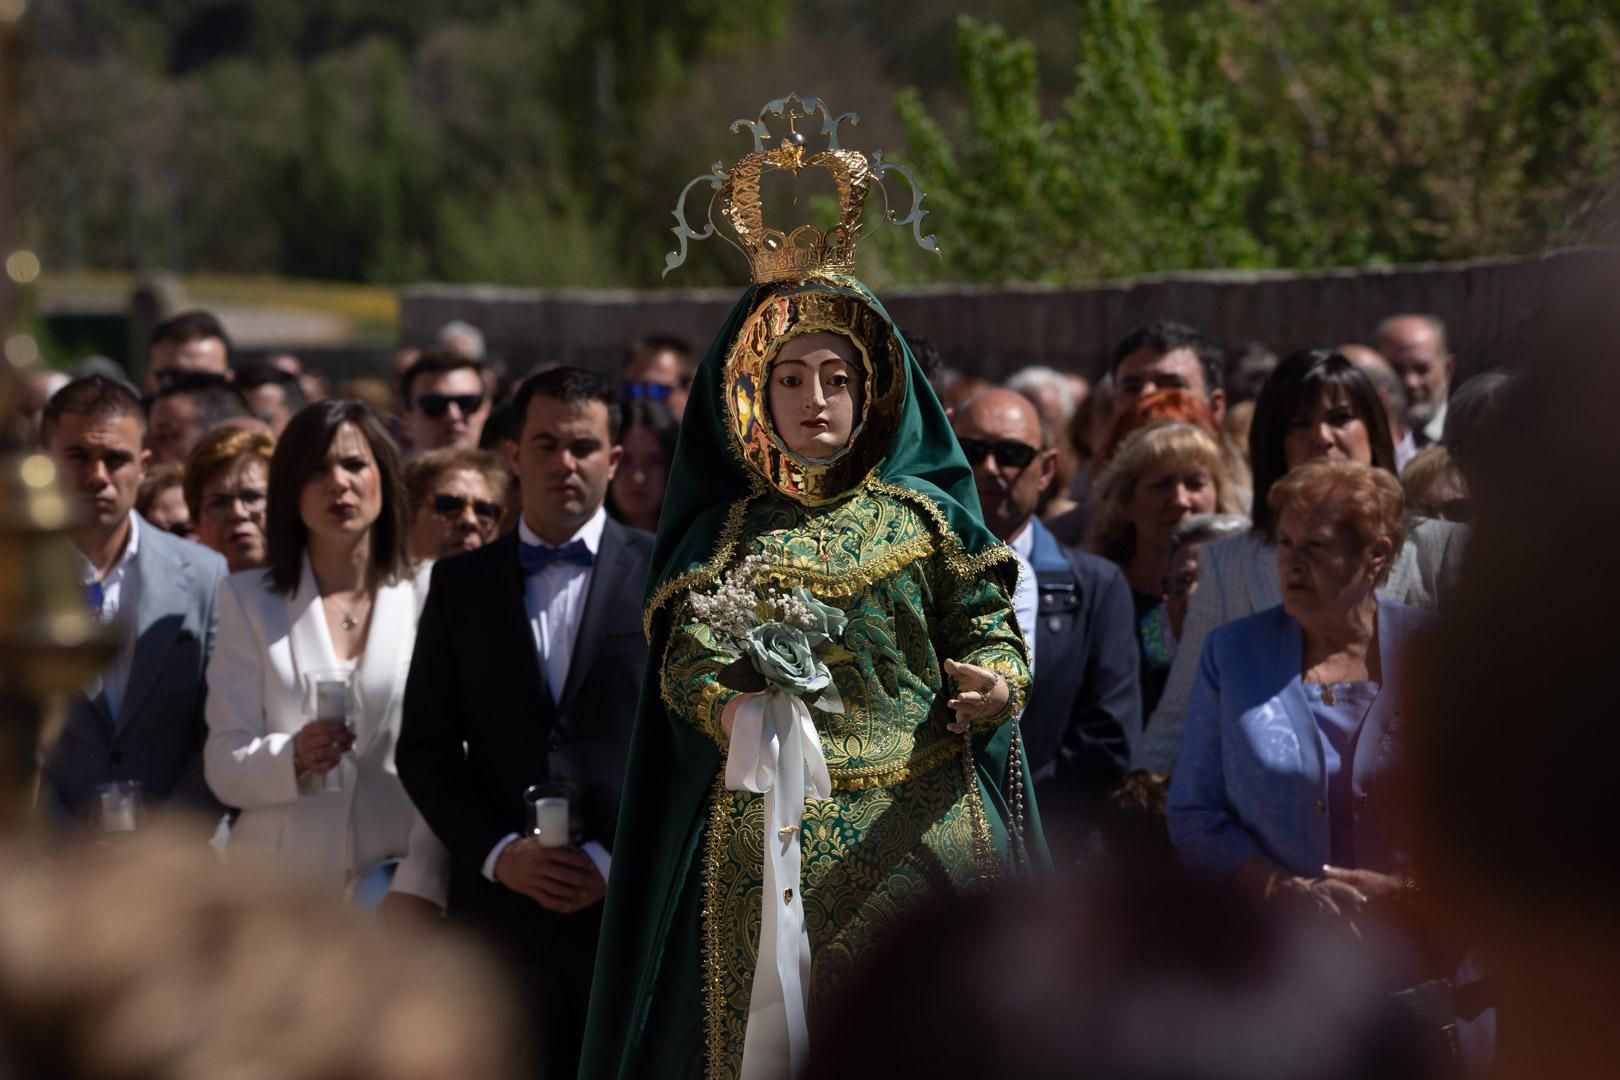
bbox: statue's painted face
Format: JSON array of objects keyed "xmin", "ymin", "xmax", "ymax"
[{"xmin": 767, "ymin": 332, "xmax": 864, "ymax": 460}]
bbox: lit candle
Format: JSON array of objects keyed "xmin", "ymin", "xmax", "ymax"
[{"xmin": 530, "ymin": 797, "xmax": 570, "ymax": 847}]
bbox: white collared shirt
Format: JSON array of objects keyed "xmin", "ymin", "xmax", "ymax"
[
  {"xmin": 484, "ymin": 506, "xmax": 612, "ymax": 885},
  {"xmin": 1009, "ymin": 521, "xmax": 1038, "ymax": 678},
  {"xmin": 1420, "ymin": 399, "xmax": 1449, "ymax": 448},
  {"xmin": 76, "ymin": 511, "xmax": 140, "ymax": 719},
  {"xmin": 519, "ymin": 507, "xmax": 607, "ymax": 702}
]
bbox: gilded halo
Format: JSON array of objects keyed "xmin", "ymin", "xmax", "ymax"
[{"xmin": 724, "ymin": 282, "xmax": 905, "ymax": 505}]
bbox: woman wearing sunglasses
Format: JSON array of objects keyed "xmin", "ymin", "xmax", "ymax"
[{"xmin": 403, "ymin": 447, "xmax": 510, "ymax": 563}]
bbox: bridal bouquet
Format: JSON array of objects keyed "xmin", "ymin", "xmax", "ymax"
[{"xmin": 688, "ymin": 554, "xmax": 848, "ymax": 713}]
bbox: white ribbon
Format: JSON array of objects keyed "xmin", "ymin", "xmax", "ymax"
[{"xmin": 725, "ymin": 684, "xmax": 836, "ymax": 1080}]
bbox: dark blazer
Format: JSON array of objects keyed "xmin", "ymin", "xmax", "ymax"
[
  {"xmin": 44, "ymin": 520, "xmax": 227, "ymax": 822},
  {"xmin": 397, "ymin": 517, "xmax": 652, "ymax": 1076},
  {"xmin": 1018, "ymin": 518, "xmax": 1141, "ymax": 856}
]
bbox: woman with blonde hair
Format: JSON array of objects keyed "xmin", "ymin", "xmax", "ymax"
[{"xmin": 1089, "ymin": 423, "xmax": 1246, "ymax": 716}]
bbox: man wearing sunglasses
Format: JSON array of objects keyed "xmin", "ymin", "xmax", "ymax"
[
  {"xmin": 620, "ymin": 334, "xmax": 694, "ymax": 422},
  {"xmin": 953, "ymin": 389, "xmax": 1141, "ymax": 863},
  {"xmin": 401, "ymin": 351, "xmax": 492, "ymax": 455}
]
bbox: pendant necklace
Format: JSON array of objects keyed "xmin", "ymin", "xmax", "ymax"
[{"xmin": 328, "ymin": 593, "xmax": 363, "ymax": 632}]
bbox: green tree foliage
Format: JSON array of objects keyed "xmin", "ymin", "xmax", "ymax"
[
  {"xmin": 893, "ymin": 0, "xmax": 1620, "ymax": 282},
  {"xmin": 15, "ymin": 0, "xmax": 1620, "ymax": 286}
]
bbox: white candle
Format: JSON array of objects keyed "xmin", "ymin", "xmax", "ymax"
[
  {"xmin": 100, "ymin": 791, "xmax": 137, "ymax": 833},
  {"xmin": 531, "ymin": 797, "xmax": 570, "ymax": 847}
]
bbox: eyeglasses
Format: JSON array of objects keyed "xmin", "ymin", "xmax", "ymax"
[
  {"xmin": 957, "ymin": 437, "xmax": 1038, "ymax": 469},
  {"xmin": 202, "ymin": 489, "xmax": 267, "ymax": 519},
  {"xmin": 621, "ymin": 381, "xmax": 674, "ymax": 402},
  {"xmin": 415, "ymin": 393, "xmax": 486, "ymax": 419},
  {"xmin": 432, "ymin": 493, "xmax": 502, "ymax": 523}
]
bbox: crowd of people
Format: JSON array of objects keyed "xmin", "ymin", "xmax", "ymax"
[{"xmin": 18, "ymin": 298, "xmax": 1522, "ymax": 1077}]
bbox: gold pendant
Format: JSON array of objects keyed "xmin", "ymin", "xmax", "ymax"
[{"xmin": 1321, "ymin": 684, "xmax": 1336, "ymax": 706}]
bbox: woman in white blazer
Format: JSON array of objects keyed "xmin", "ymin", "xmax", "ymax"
[
  {"xmin": 205, "ymin": 399, "xmax": 444, "ymax": 914},
  {"xmin": 1135, "ymin": 350, "xmax": 1466, "ymax": 773}
]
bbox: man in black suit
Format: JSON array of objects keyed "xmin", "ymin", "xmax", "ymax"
[
  {"xmin": 953, "ymin": 389, "xmax": 1140, "ymax": 862},
  {"xmin": 398, "ymin": 367, "xmax": 652, "ymax": 1079}
]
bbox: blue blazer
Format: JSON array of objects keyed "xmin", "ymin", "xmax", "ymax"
[
  {"xmin": 1019, "ymin": 518, "xmax": 1141, "ymax": 838},
  {"xmin": 1166, "ymin": 599, "xmax": 1431, "ymax": 883}
]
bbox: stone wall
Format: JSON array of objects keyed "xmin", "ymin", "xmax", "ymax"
[{"xmin": 400, "ymin": 247, "xmax": 1611, "ymax": 385}]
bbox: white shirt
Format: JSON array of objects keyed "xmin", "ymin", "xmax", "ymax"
[
  {"xmin": 519, "ymin": 508, "xmax": 607, "ymax": 701},
  {"xmin": 1009, "ymin": 521, "xmax": 1038, "ymax": 678},
  {"xmin": 1419, "ymin": 399, "xmax": 1449, "ymax": 448},
  {"xmin": 1394, "ymin": 429, "xmax": 1418, "ymax": 473},
  {"xmin": 483, "ymin": 507, "xmax": 612, "ymax": 884},
  {"xmin": 76, "ymin": 511, "xmax": 140, "ymax": 719}
]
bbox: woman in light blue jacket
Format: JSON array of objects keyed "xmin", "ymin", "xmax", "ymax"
[{"xmin": 1168, "ymin": 459, "xmax": 1420, "ymax": 913}]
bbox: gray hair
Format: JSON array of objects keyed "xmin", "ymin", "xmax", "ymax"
[
  {"xmin": 1168, "ymin": 512, "xmax": 1251, "ymax": 559},
  {"xmin": 1375, "ymin": 313, "xmax": 1449, "ymax": 353},
  {"xmin": 1005, "ymin": 365, "xmax": 1077, "ymax": 421},
  {"xmin": 436, "ymin": 319, "xmax": 486, "ymax": 361}
]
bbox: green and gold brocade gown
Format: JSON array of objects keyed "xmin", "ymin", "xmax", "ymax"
[{"xmin": 660, "ymin": 478, "xmax": 1031, "ymax": 1077}]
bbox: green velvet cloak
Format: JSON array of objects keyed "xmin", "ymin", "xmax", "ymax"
[{"xmin": 577, "ymin": 278, "xmax": 1044, "ymax": 1079}]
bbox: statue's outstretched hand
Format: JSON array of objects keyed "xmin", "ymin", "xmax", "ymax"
[{"xmin": 943, "ymin": 658, "xmax": 1008, "ymax": 733}]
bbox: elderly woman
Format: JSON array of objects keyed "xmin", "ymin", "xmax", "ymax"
[
  {"xmin": 184, "ymin": 425, "xmax": 274, "ymax": 572},
  {"xmin": 204, "ymin": 400, "xmax": 443, "ymax": 917},
  {"xmin": 1167, "ymin": 459, "xmax": 1419, "ymax": 916},
  {"xmin": 1134, "ymin": 350, "xmax": 1468, "ymax": 773},
  {"xmin": 403, "ymin": 446, "xmax": 509, "ymax": 563},
  {"xmin": 1089, "ymin": 423, "xmax": 1244, "ymax": 717}
]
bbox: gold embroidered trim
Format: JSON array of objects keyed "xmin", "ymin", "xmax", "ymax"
[
  {"xmin": 744, "ymin": 537, "xmax": 936, "ymax": 601},
  {"xmin": 964, "ymin": 659, "xmax": 1029, "ymax": 734},
  {"xmin": 827, "ymin": 735, "xmax": 962, "ymax": 791},
  {"xmin": 659, "ymin": 630, "xmax": 737, "ymax": 744},
  {"xmin": 960, "ymin": 734, "xmax": 1000, "ymax": 884},
  {"xmin": 644, "ymin": 484, "xmax": 764, "ymax": 639},
  {"xmin": 866, "ymin": 478, "xmax": 1021, "ymax": 584},
  {"xmin": 701, "ymin": 770, "xmax": 730, "ymax": 1080}
]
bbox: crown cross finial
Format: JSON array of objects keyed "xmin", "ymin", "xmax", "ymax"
[{"xmin": 663, "ymin": 93, "xmax": 939, "ymax": 283}]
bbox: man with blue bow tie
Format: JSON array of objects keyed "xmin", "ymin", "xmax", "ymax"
[{"xmin": 399, "ymin": 367, "xmax": 653, "ymax": 1080}]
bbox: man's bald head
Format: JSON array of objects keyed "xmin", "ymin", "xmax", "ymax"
[
  {"xmin": 955, "ymin": 388, "xmax": 1048, "ymax": 449},
  {"xmin": 953, "ymin": 387, "xmax": 1056, "ymax": 541},
  {"xmin": 1338, "ymin": 343, "xmax": 1408, "ymax": 439}
]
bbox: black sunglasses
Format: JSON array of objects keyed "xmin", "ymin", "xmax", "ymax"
[
  {"xmin": 957, "ymin": 436, "xmax": 1038, "ymax": 469},
  {"xmin": 432, "ymin": 494, "xmax": 501, "ymax": 522},
  {"xmin": 416, "ymin": 392, "xmax": 486, "ymax": 419}
]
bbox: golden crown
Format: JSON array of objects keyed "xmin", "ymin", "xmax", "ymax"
[{"xmin": 663, "ymin": 93, "xmax": 938, "ymax": 284}]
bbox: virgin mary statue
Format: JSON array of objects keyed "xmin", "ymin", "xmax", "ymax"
[{"xmin": 580, "ymin": 95, "xmax": 1043, "ymax": 1080}]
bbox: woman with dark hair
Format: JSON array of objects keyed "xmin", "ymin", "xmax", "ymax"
[
  {"xmin": 606, "ymin": 397, "xmax": 676, "ymax": 533},
  {"xmin": 1134, "ymin": 350, "xmax": 1467, "ymax": 774},
  {"xmin": 203, "ymin": 400, "xmax": 444, "ymax": 918}
]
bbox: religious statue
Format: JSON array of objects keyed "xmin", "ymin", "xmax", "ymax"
[{"xmin": 580, "ymin": 94, "xmax": 1042, "ymax": 1080}]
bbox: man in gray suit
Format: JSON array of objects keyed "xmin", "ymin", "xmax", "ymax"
[{"xmin": 40, "ymin": 376, "xmax": 227, "ymax": 823}]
